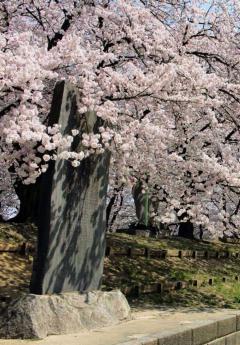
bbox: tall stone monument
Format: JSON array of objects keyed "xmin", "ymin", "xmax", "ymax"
[{"xmin": 30, "ymin": 81, "xmax": 110, "ymax": 294}]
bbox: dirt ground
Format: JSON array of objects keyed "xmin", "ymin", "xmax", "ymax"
[{"xmin": 0, "ymin": 252, "xmax": 32, "ymax": 307}]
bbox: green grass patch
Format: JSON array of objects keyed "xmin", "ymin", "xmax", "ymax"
[
  {"xmin": 1, "ymin": 224, "xmax": 240, "ymax": 310},
  {"xmin": 108, "ymin": 232, "xmax": 239, "ymax": 253},
  {"xmin": 103, "ymin": 233, "xmax": 240, "ymax": 309}
]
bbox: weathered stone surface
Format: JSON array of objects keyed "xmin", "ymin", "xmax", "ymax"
[
  {"xmin": 158, "ymin": 328, "xmax": 192, "ymax": 345},
  {"xmin": 207, "ymin": 338, "xmax": 225, "ymax": 345},
  {"xmin": 117, "ymin": 340, "xmax": 140, "ymax": 345},
  {"xmin": 217, "ymin": 316, "xmax": 236, "ymax": 338},
  {"xmin": 30, "ymin": 81, "xmax": 110, "ymax": 294},
  {"xmin": 0, "ymin": 290, "xmax": 131, "ymax": 339},
  {"xmin": 225, "ymin": 333, "xmax": 237, "ymax": 345},
  {"xmin": 235, "ymin": 331, "xmax": 240, "ymax": 344},
  {"xmin": 236, "ymin": 314, "xmax": 240, "ymax": 331},
  {"xmin": 192, "ymin": 320, "xmax": 218, "ymax": 345},
  {"xmin": 136, "ymin": 336, "xmax": 158, "ymax": 345}
]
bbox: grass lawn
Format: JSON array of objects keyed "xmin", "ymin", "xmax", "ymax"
[
  {"xmin": 103, "ymin": 233, "xmax": 240, "ymax": 309},
  {"xmin": 1, "ymin": 224, "xmax": 240, "ymax": 310}
]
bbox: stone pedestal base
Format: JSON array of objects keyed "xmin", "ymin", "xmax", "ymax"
[{"xmin": 0, "ymin": 290, "xmax": 131, "ymax": 339}]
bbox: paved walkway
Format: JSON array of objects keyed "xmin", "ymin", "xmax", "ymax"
[{"xmin": 0, "ymin": 308, "xmax": 239, "ymax": 345}]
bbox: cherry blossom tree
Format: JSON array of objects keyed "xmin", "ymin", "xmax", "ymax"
[
  {"xmin": 153, "ymin": 0, "xmax": 240, "ymax": 238},
  {"xmin": 106, "ymin": 0, "xmax": 240, "ymax": 238},
  {"xmin": 1, "ymin": 0, "xmax": 240, "ymax": 239}
]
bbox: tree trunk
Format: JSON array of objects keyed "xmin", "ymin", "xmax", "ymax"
[
  {"xmin": 132, "ymin": 182, "xmax": 160, "ymax": 230},
  {"xmin": 108, "ymin": 193, "xmax": 123, "ymax": 230},
  {"xmin": 30, "ymin": 81, "xmax": 110, "ymax": 294},
  {"xmin": 13, "ymin": 182, "xmax": 40, "ymax": 224},
  {"xmin": 132, "ymin": 181, "xmax": 149, "ymax": 227},
  {"xmin": 199, "ymin": 224, "xmax": 203, "ymax": 240},
  {"xmin": 178, "ymin": 221, "xmax": 194, "ymax": 239},
  {"xmin": 106, "ymin": 194, "xmax": 117, "ymax": 230}
]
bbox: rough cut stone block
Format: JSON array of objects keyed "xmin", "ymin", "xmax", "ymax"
[
  {"xmin": 225, "ymin": 333, "xmax": 237, "ymax": 345},
  {"xmin": 217, "ymin": 316, "xmax": 237, "ymax": 337},
  {"xmin": 236, "ymin": 314, "xmax": 240, "ymax": 331},
  {"xmin": 138, "ymin": 336, "xmax": 158, "ymax": 345},
  {"xmin": 207, "ymin": 338, "xmax": 225, "ymax": 345},
  {"xmin": 0, "ymin": 290, "xmax": 131, "ymax": 339},
  {"xmin": 192, "ymin": 321, "xmax": 218, "ymax": 345},
  {"xmin": 235, "ymin": 331, "xmax": 240, "ymax": 344},
  {"xmin": 117, "ymin": 340, "xmax": 139, "ymax": 345},
  {"xmin": 157, "ymin": 328, "xmax": 192, "ymax": 345}
]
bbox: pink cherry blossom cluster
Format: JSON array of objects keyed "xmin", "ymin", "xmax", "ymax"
[{"xmin": 1, "ymin": 0, "xmax": 240, "ymax": 233}]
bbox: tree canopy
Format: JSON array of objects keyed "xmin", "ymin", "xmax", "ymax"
[{"xmin": 1, "ymin": 0, "xmax": 240, "ymax": 234}]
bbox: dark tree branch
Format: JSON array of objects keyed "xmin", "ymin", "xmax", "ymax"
[
  {"xmin": 47, "ymin": 14, "xmax": 73, "ymax": 50},
  {"xmin": 0, "ymin": 99, "xmax": 20, "ymax": 118}
]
